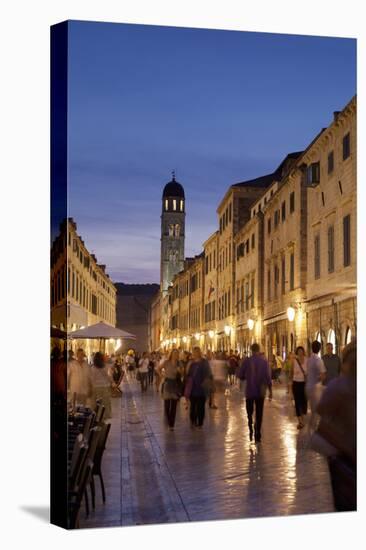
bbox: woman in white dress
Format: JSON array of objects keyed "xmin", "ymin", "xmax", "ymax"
[
  {"xmin": 158, "ymin": 349, "xmax": 182, "ymax": 430},
  {"xmin": 289, "ymin": 346, "xmax": 308, "ymax": 429}
]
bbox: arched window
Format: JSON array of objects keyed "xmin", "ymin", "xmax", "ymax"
[
  {"xmin": 174, "ymin": 224, "xmax": 180, "ymax": 237},
  {"xmin": 165, "ymin": 199, "xmax": 169, "ymax": 210},
  {"xmin": 327, "ymin": 329, "xmax": 336, "ymax": 353},
  {"xmin": 168, "ymin": 225, "xmax": 174, "ymax": 236},
  {"xmin": 345, "ymin": 327, "xmax": 352, "ymax": 345},
  {"xmin": 180, "ymin": 200, "xmax": 184, "ymax": 211}
]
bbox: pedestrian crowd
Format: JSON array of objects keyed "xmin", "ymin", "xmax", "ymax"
[
  {"xmin": 51, "ymin": 347, "xmax": 125, "ymax": 420},
  {"xmin": 51, "ymin": 337, "xmax": 356, "ymax": 512}
]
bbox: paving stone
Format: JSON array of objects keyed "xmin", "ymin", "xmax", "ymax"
[{"xmin": 80, "ymin": 377, "xmax": 334, "ymax": 529}]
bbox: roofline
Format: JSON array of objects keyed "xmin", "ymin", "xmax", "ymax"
[
  {"xmin": 216, "ymin": 170, "xmax": 281, "ymax": 214},
  {"xmin": 203, "ymin": 230, "xmax": 219, "ymax": 249}
]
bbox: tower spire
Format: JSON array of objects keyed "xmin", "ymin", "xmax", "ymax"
[{"xmin": 172, "ymin": 169, "xmax": 175, "ymax": 181}]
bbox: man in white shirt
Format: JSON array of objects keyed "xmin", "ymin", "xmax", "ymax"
[
  {"xmin": 125, "ymin": 352, "xmax": 136, "ymax": 378},
  {"xmin": 68, "ymin": 348, "xmax": 93, "ymax": 406},
  {"xmin": 306, "ymin": 340, "xmax": 326, "ymax": 428},
  {"xmin": 138, "ymin": 352, "xmax": 150, "ymax": 392}
]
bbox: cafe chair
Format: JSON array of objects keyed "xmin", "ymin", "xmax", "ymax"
[
  {"xmin": 90, "ymin": 422, "xmax": 111, "ymax": 507},
  {"xmin": 68, "ymin": 458, "xmax": 94, "ymax": 529}
]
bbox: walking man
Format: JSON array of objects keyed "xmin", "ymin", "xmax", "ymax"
[
  {"xmin": 138, "ymin": 352, "xmax": 150, "ymax": 392},
  {"xmin": 322, "ymin": 342, "xmax": 341, "ymax": 385},
  {"xmin": 237, "ymin": 343, "xmax": 272, "ymax": 443},
  {"xmin": 306, "ymin": 341, "xmax": 326, "ymax": 429},
  {"xmin": 68, "ymin": 348, "xmax": 93, "ymax": 406}
]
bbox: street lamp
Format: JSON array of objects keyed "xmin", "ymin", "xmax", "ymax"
[
  {"xmin": 208, "ymin": 330, "xmax": 215, "ymax": 339},
  {"xmin": 195, "ymin": 332, "xmax": 201, "ymax": 341},
  {"xmin": 247, "ymin": 318, "xmax": 255, "ymax": 331},
  {"xmin": 224, "ymin": 325, "xmax": 231, "ymax": 336},
  {"xmin": 287, "ymin": 306, "xmax": 295, "ymax": 322}
]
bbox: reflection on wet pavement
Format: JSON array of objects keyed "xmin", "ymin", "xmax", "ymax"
[{"xmin": 81, "ymin": 377, "xmax": 334, "ymax": 528}]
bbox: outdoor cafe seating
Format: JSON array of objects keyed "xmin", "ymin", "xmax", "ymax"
[{"xmin": 67, "ymin": 398, "xmax": 111, "ymax": 528}]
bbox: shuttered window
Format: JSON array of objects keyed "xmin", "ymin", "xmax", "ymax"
[
  {"xmin": 328, "ymin": 225, "xmax": 335, "ymax": 273},
  {"xmin": 314, "ymin": 234, "xmax": 321, "ymax": 279},
  {"xmin": 281, "ymin": 201, "xmax": 286, "ymax": 221},
  {"xmin": 290, "ymin": 253, "xmax": 294, "ymax": 290},
  {"xmin": 343, "ymin": 215, "xmax": 351, "ymax": 267},
  {"xmin": 281, "ymin": 256, "xmax": 286, "ymax": 294},
  {"xmin": 290, "ymin": 192, "xmax": 295, "ymax": 213},
  {"xmin": 328, "ymin": 151, "xmax": 334, "ymax": 174},
  {"xmin": 274, "ymin": 265, "xmax": 279, "ymax": 299},
  {"xmin": 343, "ymin": 133, "xmax": 350, "ymax": 160}
]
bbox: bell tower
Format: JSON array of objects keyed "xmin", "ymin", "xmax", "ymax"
[{"xmin": 160, "ymin": 171, "xmax": 185, "ymax": 295}]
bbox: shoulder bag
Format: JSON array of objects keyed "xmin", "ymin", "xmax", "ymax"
[{"xmin": 296, "ymin": 359, "xmax": 307, "ymax": 382}]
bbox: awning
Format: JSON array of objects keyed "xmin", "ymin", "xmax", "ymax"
[{"xmin": 70, "ymin": 321, "xmax": 136, "ymax": 340}]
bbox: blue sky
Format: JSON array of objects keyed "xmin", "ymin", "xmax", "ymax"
[{"xmin": 67, "ymin": 21, "xmax": 356, "ymax": 283}]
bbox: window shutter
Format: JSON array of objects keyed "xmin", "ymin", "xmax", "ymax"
[{"xmin": 343, "ymin": 215, "xmax": 351, "ymax": 266}]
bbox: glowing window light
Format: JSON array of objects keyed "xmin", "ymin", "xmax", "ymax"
[
  {"xmin": 287, "ymin": 306, "xmax": 295, "ymax": 322},
  {"xmin": 224, "ymin": 325, "xmax": 231, "ymax": 336},
  {"xmin": 247, "ymin": 318, "xmax": 255, "ymax": 331}
]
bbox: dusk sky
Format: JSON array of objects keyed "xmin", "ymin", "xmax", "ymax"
[{"xmin": 67, "ymin": 21, "xmax": 356, "ymax": 284}]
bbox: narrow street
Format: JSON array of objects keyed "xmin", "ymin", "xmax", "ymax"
[{"xmin": 81, "ymin": 376, "xmax": 334, "ymax": 528}]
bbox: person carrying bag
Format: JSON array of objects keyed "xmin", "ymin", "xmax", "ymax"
[{"xmin": 185, "ymin": 347, "xmax": 212, "ymax": 429}]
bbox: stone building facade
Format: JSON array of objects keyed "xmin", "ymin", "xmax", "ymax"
[
  {"xmin": 234, "ymin": 211, "xmax": 264, "ymax": 355},
  {"xmin": 51, "ymin": 217, "xmax": 117, "ymax": 355},
  {"xmin": 262, "ymin": 153, "xmax": 308, "ymax": 359},
  {"xmin": 153, "ymin": 96, "xmax": 356, "ymax": 358},
  {"xmin": 202, "ymin": 232, "xmax": 219, "ymax": 351},
  {"xmin": 305, "ymin": 98, "xmax": 356, "ymax": 353}
]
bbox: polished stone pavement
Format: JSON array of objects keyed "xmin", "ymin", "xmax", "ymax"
[{"xmin": 80, "ymin": 376, "xmax": 334, "ymax": 528}]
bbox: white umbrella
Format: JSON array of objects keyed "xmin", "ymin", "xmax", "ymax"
[{"xmin": 70, "ymin": 322, "xmax": 136, "ymax": 340}]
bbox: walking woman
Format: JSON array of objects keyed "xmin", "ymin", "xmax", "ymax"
[
  {"xmin": 184, "ymin": 346, "xmax": 212, "ymax": 429},
  {"xmin": 289, "ymin": 346, "xmax": 308, "ymax": 429},
  {"xmin": 154, "ymin": 353, "xmax": 162, "ymax": 392},
  {"xmin": 158, "ymin": 349, "xmax": 182, "ymax": 431}
]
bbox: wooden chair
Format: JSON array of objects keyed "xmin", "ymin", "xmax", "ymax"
[
  {"xmin": 82, "ymin": 411, "xmax": 96, "ymax": 440},
  {"xmin": 69, "ymin": 434, "xmax": 87, "ymax": 489},
  {"xmin": 90, "ymin": 422, "xmax": 111, "ymax": 508},
  {"xmin": 68, "ymin": 458, "xmax": 93, "ymax": 529},
  {"xmin": 83, "ymin": 426, "xmax": 102, "ymax": 515}
]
